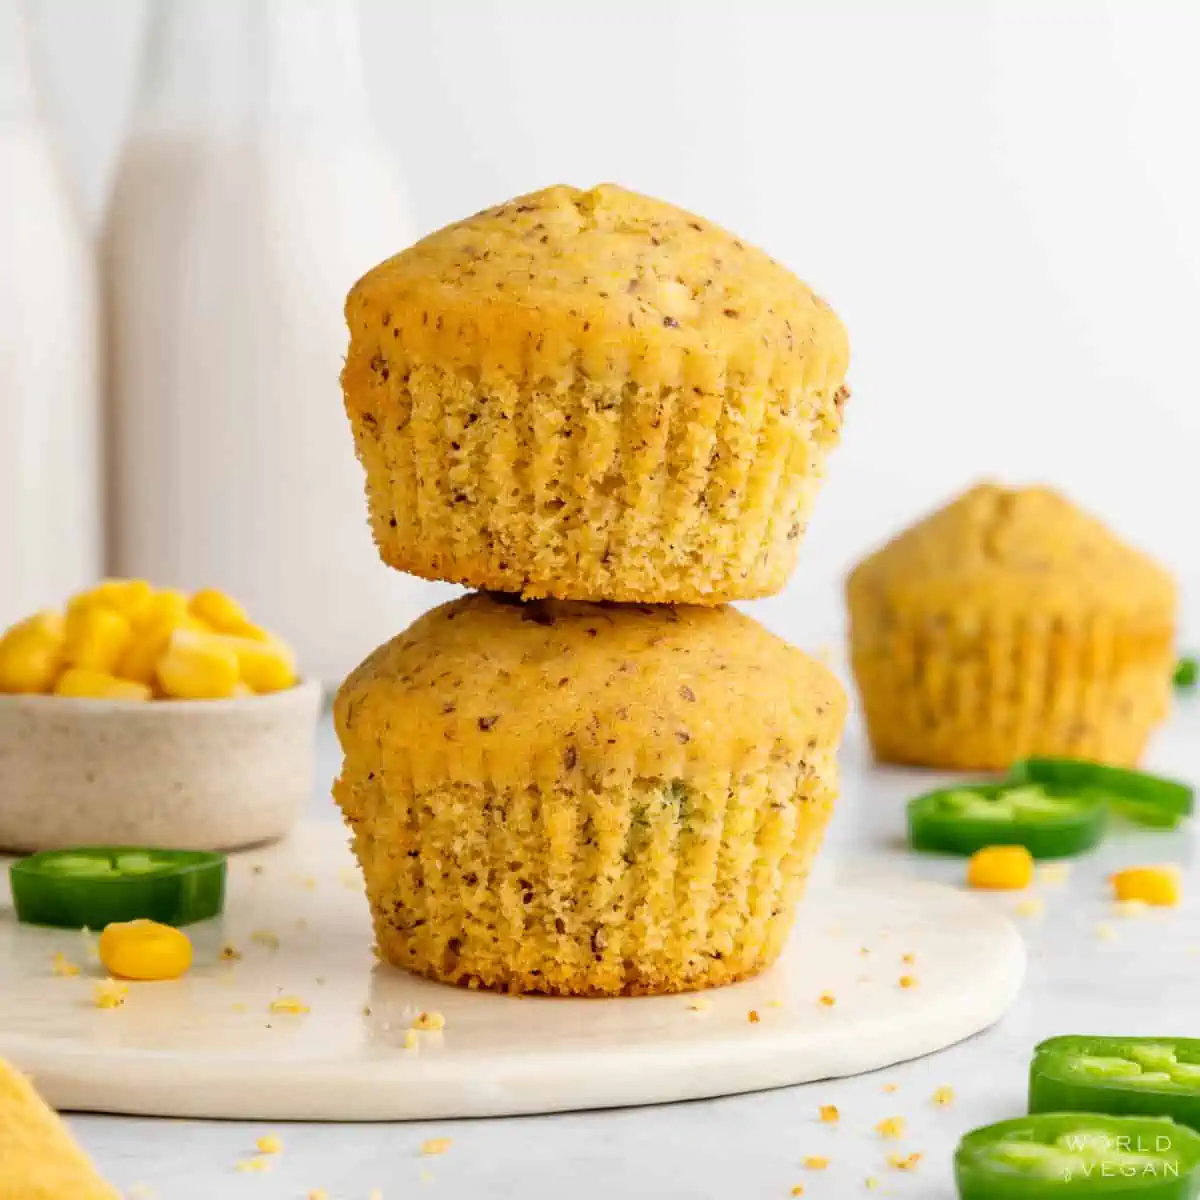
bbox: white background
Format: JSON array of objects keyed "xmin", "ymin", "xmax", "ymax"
[{"xmin": 27, "ymin": 0, "xmax": 1200, "ymax": 646}]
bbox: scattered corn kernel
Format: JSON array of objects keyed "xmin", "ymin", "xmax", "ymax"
[
  {"xmin": 819, "ymin": 1105, "xmax": 839, "ymax": 1123},
  {"xmin": 93, "ymin": 979, "xmax": 128, "ymax": 1009},
  {"xmin": 268, "ymin": 996, "xmax": 310, "ymax": 1014},
  {"xmin": 882, "ymin": 1083, "xmax": 899, "ymax": 1094},
  {"xmin": 51, "ymin": 951, "xmax": 80, "ymax": 977},
  {"xmin": 404, "ymin": 1029, "xmax": 420, "ymax": 1050},
  {"xmin": 412, "ymin": 1011, "xmax": 446, "ymax": 1032},
  {"xmin": 803, "ymin": 1157, "xmax": 829, "ymax": 1170},
  {"xmin": 220, "ymin": 944, "xmax": 242, "ymax": 962},
  {"xmin": 54, "ymin": 668, "xmax": 152, "ymax": 702},
  {"xmin": 748, "ymin": 1010, "xmax": 761, "ymax": 1024},
  {"xmin": 63, "ymin": 604, "xmax": 133, "ymax": 674},
  {"xmin": 865, "ymin": 1178, "xmax": 881, "ymax": 1190},
  {"xmin": 791, "ymin": 1188, "xmax": 805, "ymax": 1197},
  {"xmin": 1038, "ymin": 862, "xmax": 1071, "ymax": 886},
  {"xmin": 235, "ymin": 1157, "xmax": 272, "ymax": 1173},
  {"xmin": 876, "ymin": 1116, "xmax": 906, "ymax": 1139},
  {"xmin": 308, "ymin": 1192, "xmax": 329, "ymax": 1200},
  {"xmin": 99, "ymin": 920, "xmax": 193, "ymax": 981},
  {"xmin": 888, "ymin": 1152, "xmax": 922, "ymax": 1171},
  {"xmin": 421, "ymin": 1138, "xmax": 452, "ymax": 1156},
  {"xmin": 933, "ymin": 1085, "xmax": 955, "ymax": 1106},
  {"xmin": 256, "ymin": 1133, "xmax": 283, "ymax": 1154},
  {"xmin": 818, "ymin": 993, "xmax": 836, "ymax": 1007},
  {"xmin": 1111, "ymin": 866, "xmax": 1180, "ymax": 908},
  {"xmin": 967, "ymin": 845, "xmax": 1034, "ymax": 891},
  {"xmin": 189, "ymin": 588, "xmax": 251, "ymax": 632},
  {"xmin": 899, "ymin": 975, "xmax": 917, "ymax": 989},
  {"xmin": 901, "ymin": 952, "xmax": 915, "ymax": 964}
]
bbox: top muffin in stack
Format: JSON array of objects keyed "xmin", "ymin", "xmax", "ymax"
[
  {"xmin": 341, "ymin": 183, "xmax": 849, "ymax": 603},
  {"xmin": 336, "ymin": 184, "xmax": 851, "ymax": 995}
]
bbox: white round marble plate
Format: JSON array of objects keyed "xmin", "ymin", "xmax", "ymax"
[{"xmin": 0, "ymin": 823, "xmax": 1024, "ymax": 1121}]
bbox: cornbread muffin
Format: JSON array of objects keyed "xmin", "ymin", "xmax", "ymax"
[
  {"xmin": 0, "ymin": 1057, "xmax": 118, "ymax": 1200},
  {"xmin": 341, "ymin": 183, "xmax": 850, "ymax": 604},
  {"xmin": 847, "ymin": 484, "xmax": 1176, "ymax": 770},
  {"xmin": 333, "ymin": 592, "xmax": 846, "ymax": 995}
]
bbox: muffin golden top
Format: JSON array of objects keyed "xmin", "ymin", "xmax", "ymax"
[
  {"xmin": 334, "ymin": 592, "xmax": 845, "ymax": 789},
  {"xmin": 848, "ymin": 483, "xmax": 1176, "ymax": 622},
  {"xmin": 345, "ymin": 183, "xmax": 849, "ymax": 392}
]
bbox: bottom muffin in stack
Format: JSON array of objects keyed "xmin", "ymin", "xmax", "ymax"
[{"xmin": 333, "ymin": 592, "xmax": 845, "ymax": 996}]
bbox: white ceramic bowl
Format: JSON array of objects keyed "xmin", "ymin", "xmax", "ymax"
[{"xmin": 0, "ymin": 681, "xmax": 322, "ymax": 853}]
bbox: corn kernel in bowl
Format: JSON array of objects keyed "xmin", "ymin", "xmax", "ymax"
[
  {"xmin": 0, "ymin": 611, "xmax": 65, "ymax": 693},
  {"xmin": 55, "ymin": 669, "xmax": 151, "ymax": 702},
  {"xmin": 0, "ymin": 582, "xmax": 299, "ymax": 701}
]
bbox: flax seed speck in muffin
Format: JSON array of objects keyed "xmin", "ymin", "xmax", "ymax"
[
  {"xmin": 333, "ymin": 592, "xmax": 845, "ymax": 996},
  {"xmin": 847, "ymin": 483, "xmax": 1176, "ymax": 770},
  {"xmin": 340, "ymin": 183, "xmax": 850, "ymax": 605}
]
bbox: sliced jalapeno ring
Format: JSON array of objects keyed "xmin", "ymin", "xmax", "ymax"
[
  {"xmin": 9, "ymin": 846, "xmax": 226, "ymax": 929},
  {"xmin": 908, "ymin": 783, "xmax": 1107, "ymax": 859},
  {"xmin": 1011, "ymin": 758, "xmax": 1194, "ymax": 820},
  {"xmin": 1031, "ymin": 1036, "xmax": 1200, "ymax": 1133},
  {"xmin": 1174, "ymin": 658, "xmax": 1197, "ymax": 692},
  {"xmin": 955, "ymin": 1112, "xmax": 1200, "ymax": 1198}
]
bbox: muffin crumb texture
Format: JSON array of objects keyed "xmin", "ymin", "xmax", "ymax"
[
  {"xmin": 847, "ymin": 483, "xmax": 1176, "ymax": 769},
  {"xmin": 341, "ymin": 183, "xmax": 850, "ymax": 604},
  {"xmin": 334, "ymin": 593, "xmax": 845, "ymax": 996}
]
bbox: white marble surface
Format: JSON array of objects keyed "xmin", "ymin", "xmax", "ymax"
[{"xmin": 69, "ymin": 701, "xmax": 1200, "ymax": 1199}]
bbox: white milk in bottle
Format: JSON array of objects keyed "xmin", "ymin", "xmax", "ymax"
[
  {"xmin": 105, "ymin": 0, "xmax": 446, "ymax": 683},
  {"xmin": 0, "ymin": 0, "xmax": 101, "ymax": 628}
]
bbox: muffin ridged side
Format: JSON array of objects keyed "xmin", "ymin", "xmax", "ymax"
[
  {"xmin": 333, "ymin": 594, "xmax": 845, "ymax": 996},
  {"xmin": 341, "ymin": 184, "xmax": 849, "ymax": 604}
]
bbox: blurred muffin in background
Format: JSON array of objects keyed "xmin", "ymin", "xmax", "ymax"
[
  {"xmin": 847, "ymin": 483, "xmax": 1176, "ymax": 770},
  {"xmin": 341, "ymin": 183, "xmax": 849, "ymax": 605},
  {"xmin": 334, "ymin": 592, "xmax": 846, "ymax": 996}
]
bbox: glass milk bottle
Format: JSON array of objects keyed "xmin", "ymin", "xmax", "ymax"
[
  {"xmin": 105, "ymin": 0, "xmax": 444, "ymax": 683},
  {"xmin": 0, "ymin": 0, "xmax": 101, "ymax": 628}
]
